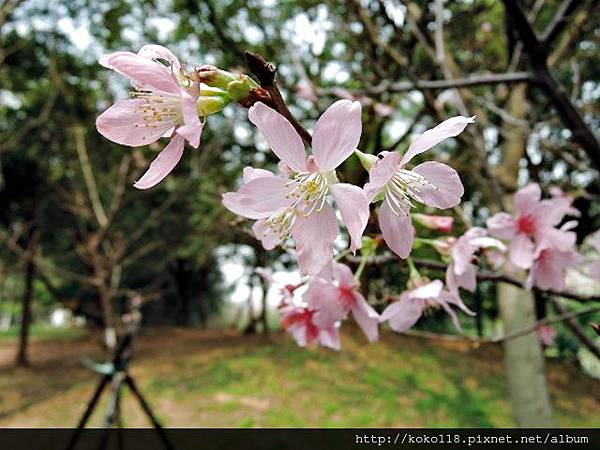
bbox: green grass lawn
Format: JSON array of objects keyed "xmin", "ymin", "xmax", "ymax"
[
  {"xmin": 0, "ymin": 327, "xmax": 598, "ymax": 427},
  {"xmin": 0, "ymin": 324, "xmax": 87, "ymax": 342}
]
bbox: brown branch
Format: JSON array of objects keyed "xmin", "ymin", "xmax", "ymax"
[
  {"xmin": 73, "ymin": 126, "xmax": 108, "ymax": 228},
  {"xmin": 245, "ymin": 51, "xmax": 312, "ymax": 146},
  {"xmin": 550, "ymin": 297, "xmax": 600, "ymax": 359},
  {"xmin": 317, "ymin": 72, "xmax": 536, "ymax": 98},
  {"xmin": 403, "ymin": 303, "xmax": 600, "ymax": 345},
  {"xmin": 347, "ymin": 252, "xmax": 600, "ymax": 303},
  {"xmin": 502, "ymin": 0, "xmax": 600, "ymax": 171},
  {"xmin": 1, "ymin": 230, "xmax": 102, "ymax": 287},
  {"xmin": 540, "ymin": 0, "xmax": 584, "ymax": 48}
]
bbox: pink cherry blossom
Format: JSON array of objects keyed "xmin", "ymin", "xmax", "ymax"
[
  {"xmin": 295, "ymin": 80, "xmax": 318, "ymax": 103},
  {"xmin": 280, "ymin": 304, "xmax": 340, "ymax": 350},
  {"xmin": 445, "ymin": 227, "xmax": 506, "ymax": 298},
  {"xmin": 486, "ymin": 183, "xmax": 574, "ymax": 269},
  {"xmin": 303, "ymin": 262, "xmax": 380, "ymax": 342},
  {"xmin": 412, "ymin": 213, "xmax": 454, "ymax": 233},
  {"xmin": 364, "ymin": 116, "xmax": 473, "ymax": 258},
  {"xmin": 222, "ymin": 101, "xmax": 370, "ymax": 275},
  {"xmin": 526, "ymin": 227, "xmax": 582, "ymax": 291},
  {"xmin": 96, "ymin": 45, "xmax": 204, "ymax": 189},
  {"xmin": 255, "ymin": 266, "xmax": 299, "ymax": 307},
  {"xmin": 380, "ymin": 279, "xmax": 474, "ymax": 333},
  {"xmin": 536, "ymin": 325, "xmax": 557, "ymax": 347},
  {"xmin": 549, "ymin": 186, "xmax": 580, "ymax": 218}
]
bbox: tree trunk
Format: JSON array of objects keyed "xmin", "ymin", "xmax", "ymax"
[
  {"xmin": 99, "ymin": 289, "xmax": 117, "ymax": 350},
  {"xmin": 497, "ymin": 82, "xmax": 554, "ymax": 426},
  {"xmin": 255, "ymin": 249, "xmax": 269, "ymax": 335},
  {"xmin": 16, "ymin": 226, "xmax": 40, "ymax": 367},
  {"xmin": 498, "ymin": 283, "xmax": 555, "ymax": 426}
]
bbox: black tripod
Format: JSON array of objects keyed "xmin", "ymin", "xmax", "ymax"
[{"xmin": 65, "ymin": 332, "xmax": 174, "ymax": 450}]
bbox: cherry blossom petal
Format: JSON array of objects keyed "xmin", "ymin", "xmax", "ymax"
[
  {"xmin": 440, "ymin": 290, "xmax": 476, "ymax": 316},
  {"xmin": 400, "ymin": 116, "xmax": 475, "ymax": 166},
  {"xmin": 137, "ymin": 44, "xmax": 181, "ymax": 72},
  {"xmin": 379, "ymin": 201, "xmax": 415, "ymax": 259},
  {"xmin": 318, "ymin": 327, "xmax": 341, "ymax": 350},
  {"xmin": 222, "ymin": 176, "xmax": 291, "ymax": 220},
  {"xmin": 332, "ymin": 262, "xmax": 357, "ymax": 288},
  {"xmin": 508, "ymin": 233, "xmax": 535, "ymax": 269},
  {"xmin": 133, "ymin": 134, "xmax": 185, "ymax": 189},
  {"xmin": 454, "ymin": 263, "xmax": 477, "ymax": 292},
  {"xmin": 100, "ymin": 51, "xmax": 180, "ymax": 94},
  {"xmin": 380, "ymin": 294, "xmax": 424, "ymax": 332},
  {"xmin": 176, "ymin": 90, "xmax": 202, "ymax": 148},
  {"xmin": 514, "ymin": 183, "xmax": 541, "ymax": 214},
  {"xmin": 252, "ymin": 220, "xmax": 281, "ymax": 250},
  {"xmin": 540, "ymin": 228, "xmax": 577, "ymax": 253},
  {"xmin": 435, "ymin": 294, "xmax": 462, "ymax": 331},
  {"xmin": 487, "ymin": 212, "xmax": 517, "ymax": 240},
  {"xmin": 330, "ymin": 183, "xmax": 369, "ymax": 252},
  {"xmin": 411, "ymin": 162, "xmax": 464, "ymax": 209},
  {"xmin": 410, "ymin": 279, "xmax": 444, "ymax": 299},
  {"xmin": 292, "ymin": 203, "xmax": 339, "ymax": 275},
  {"xmin": 248, "ymin": 102, "xmax": 307, "ymax": 172},
  {"xmin": 364, "ymin": 151, "xmax": 400, "ymax": 201},
  {"xmin": 305, "ymin": 277, "xmax": 346, "ymax": 326},
  {"xmin": 352, "ymin": 292, "xmax": 380, "ymax": 342},
  {"xmin": 243, "ymin": 166, "xmax": 276, "ymax": 183},
  {"xmin": 96, "ymin": 99, "xmax": 174, "ymax": 146},
  {"xmin": 312, "ymin": 100, "xmax": 362, "ymax": 171}
]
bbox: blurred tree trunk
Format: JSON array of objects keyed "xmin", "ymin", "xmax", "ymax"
[
  {"xmin": 16, "ymin": 225, "xmax": 39, "ymax": 367},
  {"xmin": 498, "ymin": 83, "xmax": 554, "ymax": 427},
  {"xmin": 99, "ymin": 288, "xmax": 116, "ymax": 350},
  {"xmin": 256, "ymin": 248, "xmax": 269, "ymax": 335}
]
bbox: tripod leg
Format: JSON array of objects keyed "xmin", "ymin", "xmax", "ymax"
[
  {"xmin": 115, "ymin": 382, "xmax": 124, "ymax": 450},
  {"xmin": 124, "ymin": 374, "xmax": 174, "ymax": 450},
  {"xmin": 65, "ymin": 374, "xmax": 110, "ymax": 450}
]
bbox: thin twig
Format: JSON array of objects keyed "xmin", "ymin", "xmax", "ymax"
[{"xmin": 245, "ymin": 51, "xmax": 312, "ymax": 146}]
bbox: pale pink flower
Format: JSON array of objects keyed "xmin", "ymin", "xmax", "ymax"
[
  {"xmin": 280, "ymin": 304, "xmax": 340, "ymax": 350},
  {"xmin": 96, "ymin": 45, "xmax": 204, "ymax": 189},
  {"xmin": 303, "ymin": 262, "xmax": 380, "ymax": 342},
  {"xmin": 295, "ymin": 80, "xmax": 318, "ymax": 103},
  {"xmin": 364, "ymin": 116, "xmax": 473, "ymax": 258},
  {"xmin": 445, "ymin": 227, "xmax": 506, "ymax": 297},
  {"xmin": 222, "ymin": 100, "xmax": 370, "ymax": 275},
  {"xmin": 380, "ymin": 279, "xmax": 474, "ymax": 333},
  {"xmin": 526, "ymin": 227, "xmax": 582, "ymax": 292},
  {"xmin": 373, "ymin": 102, "xmax": 395, "ymax": 118},
  {"xmin": 255, "ymin": 266, "xmax": 298, "ymax": 306},
  {"xmin": 486, "ymin": 183, "xmax": 573, "ymax": 269},
  {"xmin": 549, "ymin": 186, "xmax": 580, "ymax": 218},
  {"xmin": 412, "ymin": 213, "xmax": 454, "ymax": 233},
  {"xmin": 536, "ymin": 325, "xmax": 557, "ymax": 347}
]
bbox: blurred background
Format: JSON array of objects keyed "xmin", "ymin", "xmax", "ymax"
[{"xmin": 0, "ymin": 0, "xmax": 599, "ymax": 427}]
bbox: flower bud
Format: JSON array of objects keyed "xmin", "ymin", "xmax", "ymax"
[
  {"xmin": 196, "ymin": 85, "xmax": 230, "ymax": 116},
  {"xmin": 354, "ymin": 149, "xmax": 378, "ymax": 171},
  {"xmin": 430, "ymin": 237, "xmax": 456, "ymax": 257},
  {"xmin": 412, "ymin": 213, "xmax": 454, "ymax": 233}
]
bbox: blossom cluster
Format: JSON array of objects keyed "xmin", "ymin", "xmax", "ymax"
[{"xmin": 96, "ymin": 45, "xmax": 599, "ymax": 350}]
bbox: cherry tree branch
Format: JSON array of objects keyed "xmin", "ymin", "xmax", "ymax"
[
  {"xmin": 404, "ymin": 302, "xmax": 600, "ymax": 345},
  {"xmin": 540, "ymin": 0, "xmax": 584, "ymax": 48},
  {"xmin": 550, "ymin": 296, "xmax": 600, "ymax": 359},
  {"xmin": 317, "ymin": 73, "xmax": 536, "ymax": 98},
  {"xmin": 502, "ymin": 0, "xmax": 600, "ymax": 171},
  {"xmin": 347, "ymin": 252, "xmax": 600, "ymax": 303},
  {"xmin": 245, "ymin": 51, "xmax": 312, "ymax": 146}
]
